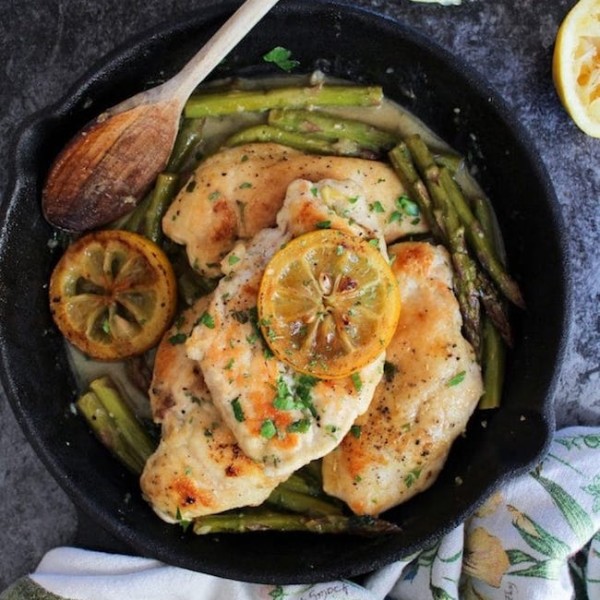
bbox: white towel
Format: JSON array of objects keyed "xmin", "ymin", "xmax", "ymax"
[{"xmin": 2, "ymin": 426, "xmax": 599, "ymax": 600}]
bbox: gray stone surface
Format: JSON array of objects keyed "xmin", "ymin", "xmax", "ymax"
[{"xmin": 0, "ymin": 0, "xmax": 598, "ymax": 589}]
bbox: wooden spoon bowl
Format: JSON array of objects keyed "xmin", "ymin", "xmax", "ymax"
[{"xmin": 42, "ymin": 0, "xmax": 280, "ymax": 232}]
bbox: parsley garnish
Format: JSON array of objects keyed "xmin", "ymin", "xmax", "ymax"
[
  {"xmin": 396, "ymin": 194, "xmax": 420, "ymax": 217},
  {"xmin": 369, "ymin": 201, "xmax": 385, "ymax": 213},
  {"xmin": 228, "ymin": 254, "xmax": 240, "ymax": 266},
  {"xmin": 272, "ymin": 375, "xmax": 318, "ymax": 420},
  {"xmin": 350, "ymin": 424, "xmax": 362, "ymax": 439},
  {"xmin": 316, "ymin": 220, "xmax": 332, "ymax": 229},
  {"xmin": 197, "ymin": 311, "xmax": 215, "ymax": 329},
  {"xmin": 447, "ymin": 371, "xmax": 466, "ymax": 387},
  {"xmin": 168, "ymin": 332, "xmax": 188, "ymax": 345},
  {"xmin": 260, "ymin": 419, "xmax": 277, "ymax": 439},
  {"xmin": 287, "ymin": 419, "xmax": 311, "ymax": 434},
  {"xmin": 273, "ymin": 378, "xmax": 296, "ymax": 410},
  {"xmin": 388, "ymin": 210, "xmax": 403, "ymax": 224},
  {"xmin": 263, "ymin": 46, "xmax": 300, "ymax": 72},
  {"xmin": 351, "ymin": 372, "xmax": 363, "ymax": 391},
  {"xmin": 231, "ymin": 397, "xmax": 245, "ymax": 422},
  {"xmin": 404, "ymin": 467, "xmax": 422, "ymax": 488}
]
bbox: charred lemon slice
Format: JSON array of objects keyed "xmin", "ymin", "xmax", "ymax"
[
  {"xmin": 258, "ymin": 229, "xmax": 400, "ymax": 379},
  {"xmin": 49, "ymin": 230, "xmax": 177, "ymax": 361}
]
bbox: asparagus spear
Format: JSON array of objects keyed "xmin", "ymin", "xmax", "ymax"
[
  {"xmin": 476, "ymin": 271, "xmax": 514, "ymax": 347},
  {"xmin": 143, "ymin": 173, "xmax": 180, "ymax": 244},
  {"xmin": 166, "ymin": 118, "xmax": 205, "ymax": 173},
  {"xmin": 192, "ymin": 508, "xmax": 401, "ymax": 535},
  {"xmin": 89, "ymin": 377, "xmax": 156, "ymax": 463},
  {"xmin": 388, "ymin": 143, "xmax": 445, "ymax": 240},
  {"xmin": 184, "ymin": 85, "xmax": 384, "ymax": 118},
  {"xmin": 279, "ymin": 471, "xmax": 324, "ymax": 497},
  {"xmin": 478, "ymin": 316, "xmax": 506, "ymax": 409},
  {"xmin": 76, "ymin": 378, "xmax": 156, "ymax": 474},
  {"xmin": 439, "ymin": 168, "xmax": 525, "ymax": 308},
  {"xmin": 224, "ymin": 124, "xmax": 355, "ymax": 155},
  {"xmin": 472, "ymin": 196, "xmax": 508, "ymax": 409},
  {"xmin": 433, "ymin": 151, "xmax": 464, "ymax": 174},
  {"xmin": 267, "ymin": 486, "xmax": 344, "ymax": 517},
  {"xmin": 394, "ymin": 138, "xmax": 482, "ymax": 352},
  {"xmin": 268, "ymin": 108, "xmax": 397, "ymax": 155}
]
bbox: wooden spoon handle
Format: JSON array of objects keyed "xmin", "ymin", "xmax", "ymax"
[
  {"xmin": 113, "ymin": 0, "xmax": 281, "ymax": 113},
  {"xmin": 173, "ymin": 0, "xmax": 282, "ymax": 97}
]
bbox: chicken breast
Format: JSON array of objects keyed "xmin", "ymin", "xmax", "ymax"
[
  {"xmin": 185, "ymin": 180, "xmax": 386, "ymax": 477},
  {"xmin": 140, "ymin": 298, "xmax": 285, "ymax": 522},
  {"xmin": 163, "ymin": 143, "xmax": 427, "ymax": 277},
  {"xmin": 322, "ymin": 242, "xmax": 483, "ymax": 515}
]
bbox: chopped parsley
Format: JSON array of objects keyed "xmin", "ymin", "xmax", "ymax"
[
  {"xmin": 231, "ymin": 397, "xmax": 245, "ymax": 422},
  {"xmin": 351, "ymin": 372, "xmax": 363, "ymax": 391},
  {"xmin": 262, "ymin": 46, "xmax": 300, "ymax": 72},
  {"xmin": 228, "ymin": 254, "xmax": 241, "ymax": 266},
  {"xmin": 168, "ymin": 332, "xmax": 188, "ymax": 345},
  {"xmin": 273, "ymin": 378, "xmax": 296, "ymax": 410},
  {"xmin": 272, "ymin": 375, "xmax": 318, "ymax": 422},
  {"xmin": 316, "ymin": 220, "xmax": 332, "ymax": 229},
  {"xmin": 447, "ymin": 371, "xmax": 466, "ymax": 387},
  {"xmin": 350, "ymin": 424, "xmax": 362, "ymax": 439},
  {"xmin": 388, "ymin": 210, "xmax": 403, "ymax": 224},
  {"xmin": 404, "ymin": 467, "xmax": 422, "ymax": 488},
  {"xmin": 369, "ymin": 200, "xmax": 385, "ymax": 213},
  {"xmin": 260, "ymin": 419, "xmax": 277, "ymax": 439},
  {"xmin": 196, "ymin": 311, "xmax": 215, "ymax": 329},
  {"xmin": 396, "ymin": 194, "xmax": 420, "ymax": 217},
  {"xmin": 239, "ymin": 181, "xmax": 252, "ymax": 189},
  {"xmin": 287, "ymin": 418, "xmax": 311, "ymax": 434}
]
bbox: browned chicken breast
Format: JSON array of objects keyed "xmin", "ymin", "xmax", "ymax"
[
  {"xmin": 185, "ymin": 180, "xmax": 387, "ymax": 477},
  {"xmin": 322, "ymin": 242, "xmax": 483, "ymax": 515},
  {"xmin": 162, "ymin": 143, "xmax": 427, "ymax": 277},
  {"xmin": 140, "ymin": 298, "xmax": 285, "ymax": 522}
]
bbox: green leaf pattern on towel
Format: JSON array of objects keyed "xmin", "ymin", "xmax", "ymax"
[
  {"xmin": 583, "ymin": 475, "xmax": 600, "ymax": 513},
  {"xmin": 261, "ymin": 429, "xmax": 600, "ymax": 600},
  {"xmin": 460, "ymin": 429, "xmax": 600, "ymax": 598}
]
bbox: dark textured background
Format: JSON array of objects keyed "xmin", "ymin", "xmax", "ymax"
[{"xmin": 0, "ymin": 0, "xmax": 598, "ymax": 588}]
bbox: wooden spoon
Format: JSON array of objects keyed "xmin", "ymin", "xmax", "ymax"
[{"xmin": 42, "ymin": 0, "xmax": 281, "ymax": 232}]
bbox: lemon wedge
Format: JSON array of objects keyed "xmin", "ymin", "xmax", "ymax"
[{"xmin": 553, "ymin": 0, "xmax": 600, "ymax": 137}]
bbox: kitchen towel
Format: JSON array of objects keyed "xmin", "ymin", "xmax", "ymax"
[{"xmin": 2, "ymin": 425, "xmax": 599, "ymax": 600}]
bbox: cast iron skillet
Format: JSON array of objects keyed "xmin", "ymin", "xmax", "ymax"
[{"xmin": 0, "ymin": 0, "xmax": 570, "ymax": 584}]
